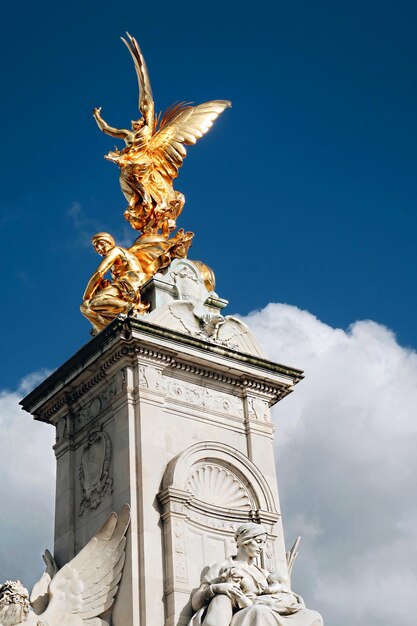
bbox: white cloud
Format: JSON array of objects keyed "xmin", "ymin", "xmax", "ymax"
[
  {"xmin": 66, "ymin": 202, "xmax": 137, "ymax": 250},
  {"xmin": 66, "ymin": 201, "xmax": 104, "ymax": 248},
  {"xmin": 242, "ymin": 303, "xmax": 417, "ymax": 626},
  {"xmin": 0, "ymin": 372, "xmax": 55, "ymax": 589}
]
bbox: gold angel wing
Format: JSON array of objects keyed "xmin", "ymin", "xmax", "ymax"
[
  {"xmin": 121, "ymin": 32, "xmax": 154, "ymax": 129},
  {"xmin": 148, "ymin": 100, "xmax": 231, "ymax": 181}
]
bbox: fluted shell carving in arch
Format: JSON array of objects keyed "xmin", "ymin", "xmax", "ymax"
[{"xmin": 186, "ymin": 463, "xmax": 251, "ymax": 510}]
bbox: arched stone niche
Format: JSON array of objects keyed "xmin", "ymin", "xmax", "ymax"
[{"xmin": 158, "ymin": 442, "xmax": 281, "ymax": 626}]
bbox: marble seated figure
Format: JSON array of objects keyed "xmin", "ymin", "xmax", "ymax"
[{"xmin": 188, "ymin": 523, "xmax": 323, "ymax": 626}]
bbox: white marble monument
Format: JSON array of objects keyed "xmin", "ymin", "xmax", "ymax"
[
  {"xmin": 18, "ymin": 260, "xmax": 323, "ymax": 626},
  {"xmin": 5, "ymin": 32, "xmax": 324, "ymax": 626}
]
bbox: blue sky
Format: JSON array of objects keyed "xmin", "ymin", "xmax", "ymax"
[
  {"xmin": 1, "ymin": 0, "xmax": 417, "ymax": 386},
  {"xmin": 1, "ymin": 3, "xmax": 417, "ymax": 624}
]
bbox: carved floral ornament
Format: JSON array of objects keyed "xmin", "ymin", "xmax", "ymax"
[{"xmin": 138, "ymin": 364, "xmax": 244, "ymax": 417}]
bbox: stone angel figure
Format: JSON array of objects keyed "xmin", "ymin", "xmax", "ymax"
[
  {"xmin": 93, "ymin": 33, "xmax": 231, "ymax": 235},
  {"xmin": 0, "ymin": 505, "xmax": 130, "ymax": 626}
]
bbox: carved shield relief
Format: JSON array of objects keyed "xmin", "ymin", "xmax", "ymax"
[{"xmin": 79, "ymin": 430, "xmax": 113, "ymax": 515}]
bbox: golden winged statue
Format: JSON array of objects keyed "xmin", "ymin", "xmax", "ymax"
[
  {"xmin": 81, "ymin": 34, "xmax": 230, "ymax": 334},
  {"xmin": 93, "ymin": 32, "xmax": 231, "ymax": 237}
]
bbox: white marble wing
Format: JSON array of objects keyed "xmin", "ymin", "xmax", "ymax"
[
  {"xmin": 215, "ymin": 317, "xmax": 266, "ymax": 357},
  {"xmin": 30, "ymin": 550, "xmax": 58, "ymax": 614},
  {"xmin": 147, "ymin": 301, "xmax": 203, "ymax": 336},
  {"xmin": 35, "ymin": 505, "xmax": 130, "ymax": 626},
  {"xmin": 168, "ymin": 301, "xmax": 204, "ymax": 334}
]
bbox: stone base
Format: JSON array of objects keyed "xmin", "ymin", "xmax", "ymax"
[{"xmin": 21, "ymin": 317, "xmax": 303, "ymax": 626}]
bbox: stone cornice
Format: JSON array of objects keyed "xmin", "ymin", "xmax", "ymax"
[
  {"xmin": 20, "ymin": 317, "xmax": 303, "ymax": 423},
  {"xmin": 126, "ymin": 317, "xmax": 303, "ymax": 380}
]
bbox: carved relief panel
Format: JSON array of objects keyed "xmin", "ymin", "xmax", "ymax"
[
  {"xmin": 247, "ymin": 396, "xmax": 271, "ymax": 422},
  {"xmin": 173, "ymin": 520, "xmax": 188, "ymax": 584},
  {"xmin": 73, "ymin": 376, "xmax": 118, "ymax": 433},
  {"xmin": 138, "ymin": 363, "xmax": 244, "ymax": 418}
]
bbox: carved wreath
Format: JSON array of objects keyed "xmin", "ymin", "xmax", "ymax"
[{"xmin": 79, "ymin": 429, "xmax": 113, "ymax": 516}]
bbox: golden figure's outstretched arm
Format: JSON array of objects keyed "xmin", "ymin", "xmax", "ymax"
[
  {"xmin": 93, "ymin": 107, "xmax": 134, "ymax": 143},
  {"xmin": 121, "ymin": 33, "xmax": 154, "ymax": 130}
]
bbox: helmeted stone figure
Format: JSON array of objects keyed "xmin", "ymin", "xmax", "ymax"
[{"xmin": 189, "ymin": 523, "xmax": 323, "ymax": 626}]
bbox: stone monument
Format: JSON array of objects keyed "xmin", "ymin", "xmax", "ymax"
[{"xmin": 4, "ymin": 34, "xmax": 324, "ymax": 626}]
